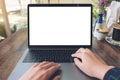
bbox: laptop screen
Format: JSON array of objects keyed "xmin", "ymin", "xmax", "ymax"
[{"xmin": 28, "ymin": 4, "xmax": 92, "ymax": 47}]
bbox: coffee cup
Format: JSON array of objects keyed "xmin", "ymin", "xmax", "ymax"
[
  {"xmin": 112, "ymin": 24, "xmax": 120, "ymax": 41},
  {"xmin": 94, "ymin": 27, "xmax": 108, "ymax": 40}
]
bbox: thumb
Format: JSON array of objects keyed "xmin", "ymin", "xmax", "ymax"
[
  {"xmin": 74, "ymin": 58, "xmax": 82, "ymax": 69},
  {"xmin": 53, "ymin": 75, "xmax": 61, "ymax": 80}
]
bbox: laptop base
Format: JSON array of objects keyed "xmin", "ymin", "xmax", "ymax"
[{"xmin": 8, "ymin": 49, "xmax": 98, "ymax": 80}]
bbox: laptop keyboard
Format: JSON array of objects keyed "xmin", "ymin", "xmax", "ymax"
[{"xmin": 23, "ymin": 50, "xmax": 76, "ymax": 63}]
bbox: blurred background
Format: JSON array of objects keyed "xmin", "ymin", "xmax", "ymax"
[{"xmin": 0, "ymin": 0, "xmax": 120, "ymax": 41}]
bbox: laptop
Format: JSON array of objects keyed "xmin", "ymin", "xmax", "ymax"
[{"xmin": 8, "ymin": 4, "xmax": 96, "ymax": 80}]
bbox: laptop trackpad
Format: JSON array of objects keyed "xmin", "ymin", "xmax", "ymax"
[
  {"xmin": 60, "ymin": 63, "xmax": 95, "ymax": 80},
  {"xmin": 8, "ymin": 63, "xmax": 97, "ymax": 80}
]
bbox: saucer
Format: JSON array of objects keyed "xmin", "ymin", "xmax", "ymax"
[{"xmin": 105, "ymin": 36, "xmax": 120, "ymax": 46}]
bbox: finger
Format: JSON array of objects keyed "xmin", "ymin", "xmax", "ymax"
[
  {"xmin": 46, "ymin": 64, "xmax": 61, "ymax": 78},
  {"xmin": 38, "ymin": 61, "xmax": 49, "ymax": 67},
  {"xmin": 72, "ymin": 48, "xmax": 86, "ymax": 57},
  {"xmin": 40, "ymin": 62, "xmax": 55, "ymax": 69},
  {"xmin": 53, "ymin": 75, "xmax": 61, "ymax": 80},
  {"xmin": 28, "ymin": 63, "xmax": 40, "ymax": 71},
  {"xmin": 71, "ymin": 52, "xmax": 82, "ymax": 58},
  {"xmin": 33, "ymin": 63, "xmax": 39, "ymax": 67},
  {"xmin": 30, "ymin": 63, "xmax": 55, "ymax": 80},
  {"xmin": 74, "ymin": 58, "xmax": 82, "ymax": 69}
]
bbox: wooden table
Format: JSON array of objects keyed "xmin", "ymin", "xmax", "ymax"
[
  {"xmin": 0, "ymin": 29, "xmax": 27, "ymax": 80},
  {"xmin": 0, "ymin": 28, "xmax": 120, "ymax": 80}
]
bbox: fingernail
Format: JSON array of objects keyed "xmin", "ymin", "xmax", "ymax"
[
  {"xmin": 58, "ymin": 64, "xmax": 61, "ymax": 67},
  {"xmin": 71, "ymin": 54, "xmax": 74, "ymax": 56}
]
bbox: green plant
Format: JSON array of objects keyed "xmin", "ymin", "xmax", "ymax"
[
  {"xmin": 91, "ymin": 0, "xmax": 120, "ymax": 19},
  {"xmin": 11, "ymin": 24, "xmax": 17, "ymax": 33},
  {"xmin": 93, "ymin": 8, "xmax": 98, "ymax": 19}
]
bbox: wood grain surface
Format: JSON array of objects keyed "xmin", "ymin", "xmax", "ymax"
[
  {"xmin": 0, "ymin": 28, "xmax": 120, "ymax": 80},
  {"xmin": 0, "ymin": 28, "xmax": 27, "ymax": 80}
]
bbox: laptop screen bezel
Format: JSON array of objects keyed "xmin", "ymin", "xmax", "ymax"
[{"xmin": 28, "ymin": 4, "xmax": 92, "ymax": 48}]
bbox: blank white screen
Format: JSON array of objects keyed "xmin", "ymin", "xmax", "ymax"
[{"xmin": 29, "ymin": 6, "xmax": 91, "ymax": 45}]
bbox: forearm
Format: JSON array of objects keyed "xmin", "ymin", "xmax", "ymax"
[
  {"xmin": 103, "ymin": 67, "xmax": 120, "ymax": 80},
  {"xmin": 93, "ymin": 66, "xmax": 114, "ymax": 80}
]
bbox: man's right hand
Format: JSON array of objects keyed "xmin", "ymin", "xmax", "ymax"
[{"xmin": 71, "ymin": 48, "xmax": 114, "ymax": 80}]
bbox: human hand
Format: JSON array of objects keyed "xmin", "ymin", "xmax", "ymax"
[
  {"xmin": 19, "ymin": 62, "xmax": 61, "ymax": 80},
  {"xmin": 71, "ymin": 48, "xmax": 114, "ymax": 80}
]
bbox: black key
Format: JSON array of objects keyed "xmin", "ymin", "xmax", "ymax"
[{"xmin": 23, "ymin": 50, "xmax": 75, "ymax": 63}]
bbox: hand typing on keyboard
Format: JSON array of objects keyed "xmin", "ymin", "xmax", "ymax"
[
  {"xmin": 20, "ymin": 48, "xmax": 115, "ymax": 80},
  {"xmin": 71, "ymin": 48, "xmax": 114, "ymax": 80},
  {"xmin": 19, "ymin": 61, "xmax": 61, "ymax": 80}
]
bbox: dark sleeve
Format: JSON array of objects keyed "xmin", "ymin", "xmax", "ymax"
[{"xmin": 103, "ymin": 68, "xmax": 120, "ymax": 80}]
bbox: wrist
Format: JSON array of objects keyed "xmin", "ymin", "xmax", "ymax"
[{"xmin": 98, "ymin": 66, "xmax": 115, "ymax": 80}]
